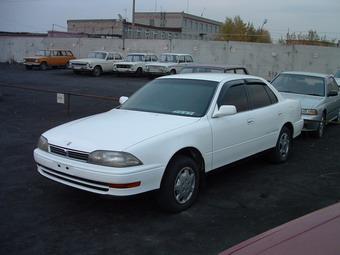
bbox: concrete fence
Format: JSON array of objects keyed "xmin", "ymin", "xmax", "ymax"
[{"xmin": 1, "ymin": 36, "xmax": 340, "ymax": 79}]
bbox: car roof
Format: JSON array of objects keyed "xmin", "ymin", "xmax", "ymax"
[
  {"xmin": 42, "ymin": 49, "xmax": 72, "ymax": 51},
  {"xmin": 158, "ymin": 73, "xmax": 261, "ymax": 83},
  {"xmin": 280, "ymin": 71, "xmax": 330, "ymax": 78},
  {"xmin": 160, "ymin": 53, "xmax": 192, "ymax": 56},
  {"xmin": 182, "ymin": 64, "xmax": 247, "ymax": 69},
  {"xmin": 127, "ymin": 53, "xmax": 156, "ymax": 55}
]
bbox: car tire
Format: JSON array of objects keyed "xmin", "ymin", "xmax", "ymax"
[
  {"xmin": 157, "ymin": 155, "xmax": 200, "ymax": 213},
  {"xmin": 92, "ymin": 66, "xmax": 102, "ymax": 77},
  {"xmin": 314, "ymin": 113, "xmax": 326, "ymax": 138},
  {"xmin": 170, "ymin": 69, "xmax": 176, "ymax": 75},
  {"xmin": 270, "ymin": 126, "xmax": 292, "ymax": 163},
  {"xmin": 135, "ymin": 67, "xmax": 143, "ymax": 76},
  {"xmin": 40, "ymin": 62, "xmax": 48, "ymax": 71}
]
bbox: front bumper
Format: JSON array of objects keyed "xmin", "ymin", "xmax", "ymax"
[
  {"xmin": 34, "ymin": 148, "xmax": 164, "ymax": 196},
  {"xmin": 24, "ymin": 62, "xmax": 41, "ymax": 66},
  {"xmin": 302, "ymin": 115, "xmax": 322, "ymax": 131},
  {"xmin": 114, "ymin": 68, "xmax": 137, "ymax": 73},
  {"xmin": 71, "ymin": 65, "xmax": 94, "ymax": 71}
]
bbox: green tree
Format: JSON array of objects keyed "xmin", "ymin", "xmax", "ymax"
[{"xmin": 218, "ymin": 16, "xmax": 271, "ymax": 43}]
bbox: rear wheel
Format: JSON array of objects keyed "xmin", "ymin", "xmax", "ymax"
[
  {"xmin": 40, "ymin": 62, "xmax": 48, "ymax": 71},
  {"xmin": 270, "ymin": 126, "xmax": 292, "ymax": 163},
  {"xmin": 157, "ymin": 155, "xmax": 200, "ymax": 213},
  {"xmin": 92, "ymin": 66, "xmax": 102, "ymax": 77}
]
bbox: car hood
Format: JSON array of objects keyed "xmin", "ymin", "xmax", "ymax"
[
  {"xmin": 70, "ymin": 58, "xmax": 105, "ymax": 64},
  {"xmin": 43, "ymin": 109, "xmax": 199, "ymax": 153},
  {"xmin": 115, "ymin": 61, "xmax": 141, "ymax": 65},
  {"xmin": 147, "ymin": 62, "xmax": 177, "ymax": 68},
  {"xmin": 280, "ymin": 92, "xmax": 324, "ymax": 109}
]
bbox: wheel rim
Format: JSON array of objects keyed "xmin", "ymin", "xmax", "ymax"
[
  {"xmin": 279, "ymin": 132, "xmax": 290, "ymax": 158},
  {"xmin": 174, "ymin": 167, "xmax": 196, "ymax": 204},
  {"xmin": 94, "ymin": 67, "xmax": 100, "ymax": 76}
]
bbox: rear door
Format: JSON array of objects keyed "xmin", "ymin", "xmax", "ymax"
[
  {"xmin": 244, "ymin": 79, "xmax": 282, "ymax": 151},
  {"xmin": 325, "ymin": 77, "xmax": 340, "ymax": 121}
]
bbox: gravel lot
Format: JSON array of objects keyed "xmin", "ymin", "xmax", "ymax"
[{"xmin": 1, "ymin": 63, "xmax": 340, "ymax": 255}]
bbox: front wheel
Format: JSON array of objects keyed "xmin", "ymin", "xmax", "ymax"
[
  {"xmin": 92, "ymin": 66, "xmax": 102, "ymax": 77},
  {"xmin": 40, "ymin": 62, "xmax": 48, "ymax": 71},
  {"xmin": 170, "ymin": 69, "xmax": 176, "ymax": 75},
  {"xmin": 270, "ymin": 126, "xmax": 292, "ymax": 163},
  {"xmin": 313, "ymin": 114, "xmax": 326, "ymax": 138},
  {"xmin": 157, "ymin": 156, "xmax": 200, "ymax": 213}
]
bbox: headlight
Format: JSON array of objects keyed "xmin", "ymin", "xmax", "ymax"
[
  {"xmin": 88, "ymin": 150, "xmax": 143, "ymax": 168},
  {"xmin": 301, "ymin": 109, "xmax": 318, "ymax": 115},
  {"xmin": 37, "ymin": 135, "xmax": 49, "ymax": 152}
]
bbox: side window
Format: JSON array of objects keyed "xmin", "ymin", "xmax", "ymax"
[
  {"xmin": 115, "ymin": 54, "xmax": 122, "ymax": 60},
  {"xmin": 218, "ymin": 82, "xmax": 248, "ymax": 112},
  {"xmin": 328, "ymin": 78, "xmax": 339, "ymax": 93},
  {"xmin": 246, "ymin": 82, "xmax": 272, "ymax": 109},
  {"xmin": 67, "ymin": 51, "xmax": 73, "ymax": 56},
  {"xmin": 264, "ymin": 86, "xmax": 278, "ymax": 104},
  {"xmin": 107, "ymin": 53, "xmax": 114, "ymax": 60},
  {"xmin": 185, "ymin": 56, "xmax": 193, "ymax": 63},
  {"xmin": 144, "ymin": 55, "xmax": 151, "ymax": 62},
  {"xmin": 178, "ymin": 56, "xmax": 185, "ymax": 63},
  {"xmin": 152, "ymin": 55, "xmax": 158, "ymax": 61}
]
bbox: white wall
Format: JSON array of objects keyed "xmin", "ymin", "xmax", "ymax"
[{"xmin": 1, "ymin": 36, "xmax": 340, "ymax": 79}]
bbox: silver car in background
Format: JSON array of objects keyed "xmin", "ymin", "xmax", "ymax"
[
  {"xmin": 271, "ymin": 71, "xmax": 340, "ymax": 138},
  {"xmin": 334, "ymin": 70, "xmax": 340, "ymax": 86}
]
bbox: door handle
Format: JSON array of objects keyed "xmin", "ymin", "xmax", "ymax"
[{"xmin": 247, "ymin": 119, "xmax": 255, "ymax": 125}]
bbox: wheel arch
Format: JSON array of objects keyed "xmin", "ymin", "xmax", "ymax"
[{"xmin": 161, "ymin": 147, "xmax": 205, "ymax": 184}]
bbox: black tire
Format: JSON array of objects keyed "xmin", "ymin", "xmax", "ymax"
[
  {"xmin": 157, "ymin": 155, "xmax": 200, "ymax": 213},
  {"xmin": 270, "ymin": 126, "xmax": 292, "ymax": 163},
  {"xmin": 313, "ymin": 113, "xmax": 326, "ymax": 138},
  {"xmin": 25, "ymin": 65, "xmax": 32, "ymax": 70},
  {"xmin": 92, "ymin": 66, "xmax": 102, "ymax": 77},
  {"xmin": 135, "ymin": 67, "xmax": 143, "ymax": 76},
  {"xmin": 170, "ymin": 69, "xmax": 176, "ymax": 75},
  {"xmin": 40, "ymin": 62, "xmax": 48, "ymax": 71}
]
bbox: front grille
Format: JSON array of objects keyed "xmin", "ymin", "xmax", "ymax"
[
  {"xmin": 72, "ymin": 63, "xmax": 87, "ymax": 67},
  {"xmin": 49, "ymin": 145, "xmax": 89, "ymax": 162},
  {"xmin": 25, "ymin": 58, "xmax": 36, "ymax": 63},
  {"xmin": 116, "ymin": 64, "xmax": 132, "ymax": 69}
]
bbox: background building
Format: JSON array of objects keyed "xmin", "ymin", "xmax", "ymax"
[{"xmin": 67, "ymin": 12, "xmax": 222, "ymax": 40}]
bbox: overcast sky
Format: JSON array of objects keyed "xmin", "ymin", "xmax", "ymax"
[{"xmin": 1, "ymin": 0, "xmax": 339, "ymax": 40}]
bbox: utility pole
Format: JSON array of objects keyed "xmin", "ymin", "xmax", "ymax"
[{"xmin": 132, "ymin": 0, "xmax": 136, "ymax": 25}]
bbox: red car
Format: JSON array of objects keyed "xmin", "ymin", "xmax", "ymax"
[{"xmin": 220, "ymin": 202, "xmax": 340, "ymax": 255}]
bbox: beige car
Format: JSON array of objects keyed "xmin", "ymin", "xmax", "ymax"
[{"xmin": 23, "ymin": 49, "xmax": 75, "ymax": 70}]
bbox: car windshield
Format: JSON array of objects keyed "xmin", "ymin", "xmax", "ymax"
[
  {"xmin": 159, "ymin": 54, "xmax": 178, "ymax": 63},
  {"xmin": 126, "ymin": 55, "xmax": 145, "ymax": 62},
  {"xmin": 120, "ymin": 78, "xmax": 218, "ymax": 117},
  {"xmin": 88, "ymin": 52, "xmax": 107, "ymax": 59},
  {"xmin": 335, "ymin": 70, "xmax": 340, "ymax": 78},
  {"xmin": 272, "ymin": 74, "xmax": 325, "ymax": 97},
  {"xmin": 36, "ymin": 50, "xmax": 48, "ymax": 56}
]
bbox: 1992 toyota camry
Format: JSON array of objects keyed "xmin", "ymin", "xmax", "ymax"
[{"xmin": 34, "ymin": 74, "xmax": 303, "ymax": 212}]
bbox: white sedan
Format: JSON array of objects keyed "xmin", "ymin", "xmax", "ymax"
[{"xmin": 34, "ymin": 74, "xmax": 303, "ymax": 212}]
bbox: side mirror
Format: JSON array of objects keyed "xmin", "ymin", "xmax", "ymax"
[
  {"xmin": 212, "ymin": 105, "xmax": 237, "ymax": 118},
  {"xmin": 119, "ymin": 96, "xmax": 129, "ymax": 105},
  {"xmin": 328, "ymin": 91, "xmax": 338, "ymax": 97}
]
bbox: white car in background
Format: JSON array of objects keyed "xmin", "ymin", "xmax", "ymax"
[
  {"xmin": 113, "ymin": 53, "xmax": 158, "ymax": 76},
  {"xmin": 145, "ymin": 53, "xmax": 194, "ymax": 75},
  {"xmin": 34, "ymin": 74, "xmax": 303, "ymax": 212},
  {"xmin": 70, "ymin": 51, "xmax": 123, "ymax": 76}
]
